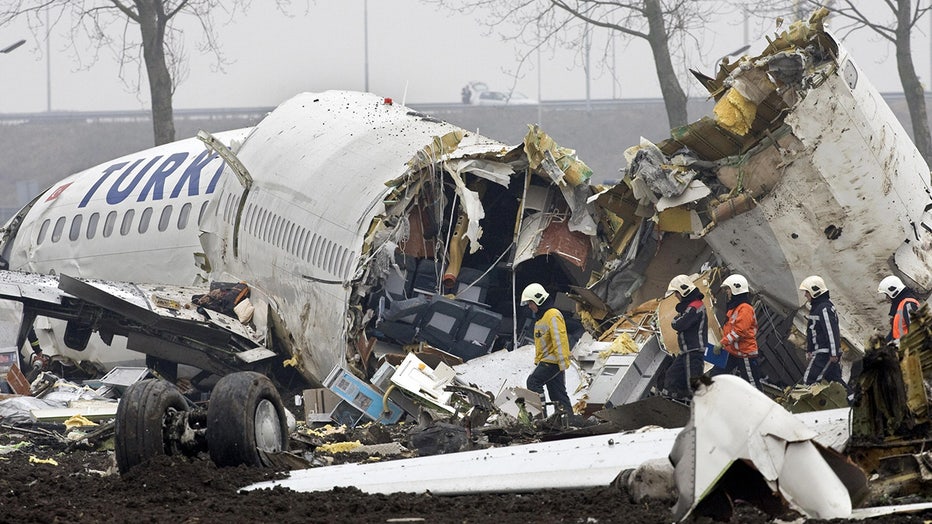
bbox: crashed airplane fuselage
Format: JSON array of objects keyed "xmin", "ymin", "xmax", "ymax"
[
  {"xmin": 619, "ymin": 21, "xmax": 932, "ymax": 354},
  {"xmin": 0, "ymin": 91, "xmax": 606, "ymax": 389}
]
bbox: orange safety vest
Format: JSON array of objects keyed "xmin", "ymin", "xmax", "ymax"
[{"xmin": 893, "ymin": 297, "xmax": 920, "ymax": 340}]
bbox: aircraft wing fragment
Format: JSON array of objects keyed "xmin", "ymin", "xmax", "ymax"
[{"xmin": 0, "ymin": 271, "xmax": 272, "ymax": 378}]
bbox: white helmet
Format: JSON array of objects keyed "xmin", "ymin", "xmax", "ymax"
[
  {"xmin": 666, "ymin": 274, "xmax": 696, "ymax": 298},
  {"xmin": 799, "ymin": 275, "xmax": 828, "ymax": 298},
  {"xmin": 721, "ymin": 274, "xmax": 749, "ymax": 295},
  {"xmin": 878, "ymin": 275, "xmax": 905, "ymax": 299},
  {"xmin": 521, "ymin": 283, "xmax": 549, "ymax": 306}
]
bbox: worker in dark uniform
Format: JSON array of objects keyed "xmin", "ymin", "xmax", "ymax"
[
  {"xmin": 665, "ymin": 274, "xmax": 707, "ymax": 399},
  {"xmin": 798, "ymin": 275, "xmax": 844, "ymax": 386},
  {"xmin": 521, "ymin": 283, "xmax": 573, "ymax": 414},
  {"xmin": 878, "ymin": 275, "xmax": 921, "ymax": 343}
]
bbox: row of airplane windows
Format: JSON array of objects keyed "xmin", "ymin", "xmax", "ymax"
[
  {"xmin": 221, "ymin": 193, "xmax": 354, "ymax": 280},
  {"xmin": 36, "ymin": 202, "xmax": 209, "ymax": 246}
]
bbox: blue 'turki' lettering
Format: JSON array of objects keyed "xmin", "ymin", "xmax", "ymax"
[
  {"xmin": 137, "ymin": 152, "xmax": 188, "ymax": 202},
  {"xmin": 206, "ymin": 162, "xmax": 226, "ymax": 194},
  {"xmin": 170, "ymin": 150, "xmax": 220, "ymax": 198},
  {"xmin": 78, "ymin": 149, "xmax": 227, "ymax": 208},
  {"xmin": 78, "ymin": 162, "xmax": 128, "ymax": 208},
  {"xmin": 106, "ymin": 156, "xmax": 162, "ymax": 205}
]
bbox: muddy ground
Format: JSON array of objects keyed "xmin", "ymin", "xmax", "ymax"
[{"xmin": 1, "ymin": 424, "xmax": 932, "ymax": 524}]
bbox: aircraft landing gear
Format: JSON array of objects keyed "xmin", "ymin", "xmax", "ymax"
[
  {"xmin": 114, "ymin": 371, "xmax": 288, "ymax": 474},
  {"xmin": 207, "ymin": 371, "xmax": 289, "ymax": 467}
]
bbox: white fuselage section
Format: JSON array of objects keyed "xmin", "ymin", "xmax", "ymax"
[{"xmin": 2, "ymin": 128, "xmax": 253, "ymax": 366}]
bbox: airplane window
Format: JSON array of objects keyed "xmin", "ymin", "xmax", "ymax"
[
  {"xmin": 270, "ymin": 215, "xmax": 279, "ymax": 244},
  {"xmin": 197, "ymin": 201, "xmax": 208, "ymax": 226},
  {"xmin": 51, "ymin": 216, "xmax": 66, "ymax": 243},
  {"xmin": 222, "ymin": 194, "xmax": 231, "ymax": 222},
  {"xmin": 305, "ymin": 233, "xmax": 316, "ymax": 261},
  {"xmin": 287, "ymin": 223, "xmax": 296, "ymax": 253},
  {"xmin": 281, "ymin": 220, "xmax": 289, "ymax": 249},
  {"xmin": 121, "ymin": 209, "xmax": 135, "ymax": 236},
  {"xmin": 314, "ymin": 237, "xmax": 325, "ymax": 267},
  {"xmin": 322, "ymin": 240, "xmax": 333, "ymax": 271},
  {"xmin": 262, "ymin": 212, "xmax": 271, "ymax": 242},
  {"xmin": 159, "ymin": 205, "xmax": 173, "ymax": 232},
  {"xmin": 178, "ymin": 203, "xmax": 192, "ymax": 230},
  {"xmin": 226, "ymin": 194, "xmax": 238, "ymax": 225},
  {"xmin": 256, "ymin": 209, "xmax": 269, "ymax": 240},
  {"xmin": 244, "ymin": 203, "xmax": 254, "ymax": 234},
  {"xmin": 69, "ymin": 214, "xmax": 83, "ymax": 241},
  {"xmin": 328, "ymin": 245, "xmax": 340, "ymax": 274},
  {"xmin": 338, "ymin": 247, "xmax": 349, "ymax": 277},
  {"xmin": 103, "ymin": 211, "xmax": 117, "ymax": 238},
  {"xmin": 37, "ymin": 219, "xmax": 50, "ymax": 245},
  {"xmin": 276, "ymin": 218, "xmax": 285, "ymax": 248},
  {"xmin": 139, "ymin": 207, "xmax": 153, "ymax": 234},
  {"xmin": 86, "ymin": 212, "xmax": 99, "ymax": 240},
  {"xmin": 297, "ymin": 228, "xmax": 307, "ymax": 258}
]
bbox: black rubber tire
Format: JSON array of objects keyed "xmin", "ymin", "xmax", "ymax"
[
  {"xmin": 115, "ymin": 379, "xmax": 188, "ymax": 474},
  {"xmin": 206, "ymin": 371, "xmax": 288, "ymax": 467}
]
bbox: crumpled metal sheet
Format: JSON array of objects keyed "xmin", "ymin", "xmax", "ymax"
[{"xmin": 671, "ymin": 375, "xmax": 862, "ymax": 521}]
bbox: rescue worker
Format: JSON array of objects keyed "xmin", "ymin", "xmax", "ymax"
[
  {"xmin": 521, "ymin": 283, "xmax": 573, "ymax": 413},
  {"xmin": 711, "ymin": 274, "xmax": 763, "ymax": 390},
  {"xmin": 798, "ymin": 275, "xmax": 844, "ymax": 386},
  {"xmin": 664, "ymin": 274, "xmax": 707, "ymax": 399},
  {"xmin": 878, "ymin": 275, "xmax": 921, "ymax": 342}
]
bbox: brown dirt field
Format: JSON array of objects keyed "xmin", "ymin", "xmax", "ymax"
[{"xmin": 1, "ymin": 423, "xmax": 931, "ymax": 524}]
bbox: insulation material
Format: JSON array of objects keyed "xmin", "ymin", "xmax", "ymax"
[
  {"xmin": 657, "ymin": 207, "xmax": 694, "ymax": 233},
  {"xmin": 523, "ymin": 125, "xmax": 593, "ymax": 187},
  {"xmin": 445, "ymin": 158, "xmax": 513, "ymax": 187},
  {"xmin": 714, "ymin": 88, "xmax": 758, "ymax": 136},
  {"xmin": 714, "ymin": 65, "xmax": 777, "ymax": 136},
  {"xmin": 447, "ymin": 171, "xmax": 485, "ymax": 254}
]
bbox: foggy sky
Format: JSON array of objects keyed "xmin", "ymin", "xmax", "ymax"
[{"xmin": 0, "ymin": 1, "xmax": 925, "ymax": 113}]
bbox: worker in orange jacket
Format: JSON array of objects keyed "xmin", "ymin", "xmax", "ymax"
[
  {"xmin": 711, "ymin": 274, "xmax": 762, "ymax": 390},
  {"xmin": 878, "ymin": 275, "xmax": 921, "ymax": 343}
]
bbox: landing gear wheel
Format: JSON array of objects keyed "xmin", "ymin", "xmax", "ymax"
[
  {"xmin": 206, "ymin": 371, "xmax": 288, "ymax": 467},
  {"xmin": 115, "ymin": 379, "xmax": 189, "ymax": 474}
]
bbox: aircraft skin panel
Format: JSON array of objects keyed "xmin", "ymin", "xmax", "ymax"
[
  {"xmin": 242, "ymin": 406, "xmax": 849, "ymax": 496},
  {"xmin": 704, "ymin": 40, "xmax": 932, "ymax": 349}
]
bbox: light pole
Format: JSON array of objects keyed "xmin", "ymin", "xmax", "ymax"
[{"xmin": 363, "ymin": 0, "xmax": 369, "ymax": 93}]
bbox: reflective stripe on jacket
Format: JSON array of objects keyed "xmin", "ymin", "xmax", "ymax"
[
  {"xmin": 721, "ymin": 301, "xmax": 758, "ymax": 357},
  {"xmin": 806, "ymin": 293, "xmax": 840, "ymax": 357},
  {"xmin": 893, "ymin": 297, "xmax": 920, "ymax": 340},
  {"xmin": 671, "ymin": 297, "xmax": 708, "ymax": 353},
  {"xmin": 534, "ymin": 308, "xmax": 571, "ymax": 370}
]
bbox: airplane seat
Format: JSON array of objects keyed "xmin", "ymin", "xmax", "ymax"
[
  {"xmin": 384, "ymin": 252, "xmax": 417, "ymax": 302},
  {"xmin": 417, "ymin": 295, "xmax": 469, "ymax": 351},
  {"xmin": 449, "ymin": 306, "xmax": 502, "ymax": 361},
  {"xmin": 376, "ymin": 295, "xmax": 429, "ymax": 345},
  {"xmin": 453, "ymin": 266, "xmax": 494, "ymax": 305},
  {"xmin": 413, "ymin": 258, "xmax": 442, "ymax": 296}
]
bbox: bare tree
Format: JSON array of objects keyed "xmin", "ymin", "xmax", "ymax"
[
  {"xmin": 744, "ymin": 0, "xmax": 932, "ymax": 163},
  {"xmin": 0, "ymin": 1, "xmax": 289, "ymax": 146},
  {"xmin": 432, "ymin": 0, "xmax": 727, "ymax": 128}
]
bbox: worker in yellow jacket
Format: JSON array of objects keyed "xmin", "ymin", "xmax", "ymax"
[{"xmin": 521, "ymin": 283, "xmax": 573, "ymax": 413}]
